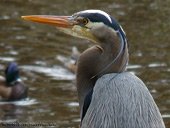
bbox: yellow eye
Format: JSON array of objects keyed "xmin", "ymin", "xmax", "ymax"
[{"xmin": 83, "ymin": 18, "xmax": 88, "ymax": 25}]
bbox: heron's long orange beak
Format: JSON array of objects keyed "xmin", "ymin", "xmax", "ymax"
[
  {"xmin": 22, "ymin": 15, "xmax": 96, "ymax": 42},
  {"xmin": 22, "ymin": 15, "xmax": 76, "ymax": 28}
]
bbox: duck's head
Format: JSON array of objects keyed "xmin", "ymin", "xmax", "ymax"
[{"xmin": 5, "ymin": 62, "xmax": 20, "ymax": 87}]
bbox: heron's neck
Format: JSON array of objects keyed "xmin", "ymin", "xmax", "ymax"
[
  {"xmin": 91, "ymin": 25, "xmax": 128, "ymax": 76},
  {"xmin": 76, "ymin": 25, "xmax": 128, "ymax": 116}
]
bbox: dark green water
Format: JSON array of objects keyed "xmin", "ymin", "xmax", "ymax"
[{"xmin": 0, "ymin": 0, "xmax": 169, "ymax": 127}]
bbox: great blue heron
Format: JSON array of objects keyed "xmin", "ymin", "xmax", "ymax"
[
  {"xmin": 22, "ymin": 10, "xmax": 165, "ymax": 128},
  {"xmin": 0, "ymin": 62, "xmax": 27, "ymax": 101}
]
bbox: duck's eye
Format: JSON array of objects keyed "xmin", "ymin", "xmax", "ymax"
[{"xmin": 83, "ymin": 18, "xmax": 88, "ymax": 25}]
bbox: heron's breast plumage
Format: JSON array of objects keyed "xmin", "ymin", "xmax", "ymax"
[{"xmin": 81, "ymin": 72, "xmax": 165, "ymax": 128}]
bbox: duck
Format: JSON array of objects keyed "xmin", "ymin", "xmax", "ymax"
[{"xmin": 0, "ymin": 62, "xmax": 27, "ymax": 101}]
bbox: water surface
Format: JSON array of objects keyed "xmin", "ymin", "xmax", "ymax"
[{"xmin": 0, "ymin": 0, "xmax": 169, "ymax": 127}]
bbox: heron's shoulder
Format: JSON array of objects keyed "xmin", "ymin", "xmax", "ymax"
[
  {"xmin": 95, "ymin": 72, "xmax": 148, "ymax": 92},
  {"xmin": 97, "ymin": 72, "xmax": 140, "ymax": 82}
]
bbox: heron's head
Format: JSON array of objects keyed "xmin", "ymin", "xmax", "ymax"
[{"xmin": 22, "ymin": 10, "xmax": 126, "ymax": 43}]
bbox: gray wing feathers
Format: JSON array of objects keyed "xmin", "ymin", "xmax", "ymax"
[{"xmin": 81, "ymin": 72, "xmax": 165, "ymax": 128}]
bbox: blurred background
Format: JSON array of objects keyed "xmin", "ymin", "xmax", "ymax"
[{"xmin": 0, "ymin": 0, "xmax": 169, "ymax": 127}]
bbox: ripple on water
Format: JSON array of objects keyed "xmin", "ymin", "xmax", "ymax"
[
  {"xmin": 20, "ymin": 65, "xmax": 75, "ymax": 80},
  {"xmin": 0, "ymin": 98, "xmax": 38, "ymax": 106},
  {"xmin": 127, "ymin": 65, "xmax": 142, "ymax": 69},
  {"xmin": 162, "ymin": 114, "xmax": 170, "ymax": 118},
  {"xmin": 148, "ymin": 63, "xmax": 166, "ymax": 67},
  {"xmin": 67, "ymin": 102, "xmax": 79, "ymax": 107},
  {"xmin": 0, "ymin": 57, "xmax": 16, "ymax": 62}
]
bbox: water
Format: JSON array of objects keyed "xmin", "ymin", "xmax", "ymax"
[{"xmin": 0, "ymin": 0, "xmax": 169, "ymax": 127}]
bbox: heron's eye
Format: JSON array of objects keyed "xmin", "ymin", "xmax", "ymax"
[{"xmin": 83, "ymin": 18, "xmax": 88, "ymax": 25}]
